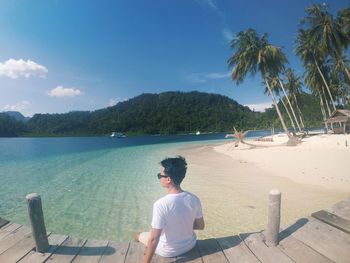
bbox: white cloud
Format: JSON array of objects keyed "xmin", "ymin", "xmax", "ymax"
[
  {"xmin": 4, "ymin": 100, "xmax": 31, "ymax": 112},
  {"xmin": 186, "ymin": 71, "xmax": 231, "ymax": 83},
  {"xmin": 0, "ymin": 59, "xmax": 48, "ymax": 79},
  {"xmin": 222, "ymin": 28, "xmax": 234, "ymax": 43},
  {"xmin": 48, "ymin": 86, "xmax": 84, "ymax": 98},
  {"xmin": 108, "ymin": 97, "xmax": 127, "ymax": 106},
  {"xmin": 244, "ymin": 102, "xmax": 273, "ymax": 112}
]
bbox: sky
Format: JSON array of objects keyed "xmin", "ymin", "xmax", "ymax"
[{"xmin": 0, "ymin": 0, "xmax": 348, "ymax": 116}]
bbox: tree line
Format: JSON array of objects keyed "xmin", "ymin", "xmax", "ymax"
[{"xmin": 0, "ymin": 91, "xmax": 324, "ymax": 137}]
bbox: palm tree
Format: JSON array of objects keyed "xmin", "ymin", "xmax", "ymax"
[
  {"xmin": 338, "ymin": 6, "xmax": 350, "ymax": 39},
  {"xmin": 295, "ymin": 28, "xmax": 337, "ymax": 111},
  {"xmin": 302, "ymin": 4, "xmax": 350, "ymax": 83},
  {"xmin": 268, "ymin": 76, "xmax": 297, "ymax": 132},
  {"xmin": 284, "ymin": 69, "xmax": 305, "ymax": 129},
  {"xmin": 228, "ymin": 29, "xmax": 292, "ymax": 139}
]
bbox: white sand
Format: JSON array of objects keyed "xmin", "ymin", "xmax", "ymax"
[
  {"xmin": 215, "ymin": 133, "xmax": 350, "ymax": 192},
  {"xmin": 176, "ymin": 134, "xmax": 350, "ymax": 239}
]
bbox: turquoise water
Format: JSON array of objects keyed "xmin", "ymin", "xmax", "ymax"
[{"xmin": 0, "ymin": 132, "xmax": 269, "ymax": 241}]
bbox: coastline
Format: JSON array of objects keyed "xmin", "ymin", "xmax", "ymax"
[{"xmin": 177, "ymin": 135, "xmax": 349, "ymax": 239}]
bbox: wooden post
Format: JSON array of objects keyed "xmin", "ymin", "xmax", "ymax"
[
  {"xmin": 266, "ymin": 189, "xmax": 281, "ymax": 247},
  {"xmin": 26, "ymin": 193, "xmax": 49, "ymax": 253}
]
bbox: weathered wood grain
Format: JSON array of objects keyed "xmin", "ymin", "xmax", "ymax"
[
  {"xmin": 72, "ymin": 239, "xmax": 108, "ymax": 263},
  {"xmin": 0, "ymin": 226, "xmax": 32, "ymax": 254},
  {"xmin": 326, "ymin": 198, "xmax": 350, "ymax": 221},
  {"xmin": 45, "ymin": 236, "xmax": 86, "ymax": 263},
  {"xmin": 216, "ymin": 235, "xmax": 259, "ymax": 263},
  {"xmin": 278, "ymin": 232, "xmax": 332, "ymax": 263},
  {"xmin": 0, "ymin": 223, "xmax": 22, "ymax": 240},
  {"xmin": 197, "ymin": 238, "xmax": 228, "ymax": 263},
  {"xmin": 287, "ymin": 216, "xmax": 350, "ymax": 262},
  {"xmin": 241, "ymin": 232, "xmax": 294, "ymax": 263},
  {"xmin": 0, "ymin": 232, "xmax": 35, "ymax": 262},
  {"xmin": 98, "ymin": 241, "xmax": 129, "ymax": 263},
  {"xmin": 174, "ymin": 244, "xmax": 203, "ymax": 263},
  {"xmin": 124, "ymin": 241, "xmax": 145, "ymax": 263},
  {"xmin": 0, "ymin": 217, "xmax": 9, "ymax": 228},
  {"xmin": 312, "ymin": 210, "xmax": 350, "ymax": 234},
  {"xmin": 19, "ymin": 234, "xmax": 68, "ymax": 263}
]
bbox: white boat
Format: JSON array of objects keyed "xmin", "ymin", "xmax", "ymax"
[
  {"xmin": 110, "ymin": 132, "xmax": 127, "ymax": 138},
  {"xmin": 196, "ymin": 131, "xmax": 200, "ymax": 135}
]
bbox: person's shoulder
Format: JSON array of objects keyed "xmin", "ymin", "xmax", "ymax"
[
  {"xmin": 154, "ymin": 195, "xmax": 171, "ymax": 207},
  {"xmin": 184, "ymin": 191, "xmax": 201, "ymax": 202}
]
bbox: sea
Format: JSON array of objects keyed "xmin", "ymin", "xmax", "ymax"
[{"xmin": 0, "ymin": 130, "xmax": 271, "ymax": 241}]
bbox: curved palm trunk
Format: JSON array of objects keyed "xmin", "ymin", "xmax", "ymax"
[
  {"xmin": 264, "ymin": 78, "xmax": 291, "ymax": 138},
  {"xmin": 281, "ymin": 96, "xmax": 296, "ymax": 131},
  {"xmin": 314, "ymin": 56, "xmax": 336, "ymax": 111},
  {"xmin": 278, "ymin": 79, "xmax": 302, "ymax": 132},
  {"xmin": 321, "ymin": 84, "xmax": 332, "ymax": 117},
  {"xmin": 318, "ymin": 90, "xmax": 328, "ymax": 130},
  {"xmin": 293, "ymin": 94, "xmax": 305, "ymax": 129}
]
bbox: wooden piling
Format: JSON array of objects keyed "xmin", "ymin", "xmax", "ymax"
[
  {"xmin": 266, "ymin": 189, "xmax": 281, "ymax": 247},
  {"xmin": 25, "ymin": 193, "xmax": 49, "ymax": 253}
]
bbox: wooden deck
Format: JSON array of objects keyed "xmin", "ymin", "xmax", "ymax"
[{"xmin": 0, "ymin": 198, "xmax": 349, "ymax": 263}]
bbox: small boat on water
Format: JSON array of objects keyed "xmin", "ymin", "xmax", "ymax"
[
  {"xmin": 196, "ymin": 131, "xmax": 200, "ymax": 135},
  {"xmin": 110, "ymin": 132, "xmax": 127, "ymax": 138}
]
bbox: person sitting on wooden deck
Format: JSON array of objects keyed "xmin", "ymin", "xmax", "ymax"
[{"xmin": 136, "ymin": 156, "xmax": 205, "ymax": 263}]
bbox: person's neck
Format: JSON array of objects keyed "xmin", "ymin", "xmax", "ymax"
[{"xmin": 167, "ymin": 185, "xmax": 183, "ymax": 194}]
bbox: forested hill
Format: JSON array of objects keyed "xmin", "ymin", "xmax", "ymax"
[
  {"xmin": 26, "ymin": 91, "xmax": 265, "ymax": 136},
  {"xmin": 1, "ymin": 91, "xmax": 324, "ymax": 137}
]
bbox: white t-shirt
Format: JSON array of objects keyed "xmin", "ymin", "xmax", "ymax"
[{"xmin": 151, "ymin": 191, "xmax": 203, "ymax": 257}]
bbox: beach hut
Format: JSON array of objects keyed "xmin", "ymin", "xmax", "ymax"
[{"xmin": 325, "ymin": 109, "xmax": 350, "ymax": 134}]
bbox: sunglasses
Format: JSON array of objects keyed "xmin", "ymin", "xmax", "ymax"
[{"xmin": 157, "ymin": 173, "xmax": 170, "ymax": 180}]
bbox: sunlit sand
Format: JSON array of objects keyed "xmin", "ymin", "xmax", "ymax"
[{"xmin": 178, "ymin": 134, "xmax": 349, "ymax": 239}]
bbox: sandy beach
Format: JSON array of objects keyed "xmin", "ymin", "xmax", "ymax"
[{"xmin": 177, "ymin": 133, "xmax": 350, "ymax": 239}]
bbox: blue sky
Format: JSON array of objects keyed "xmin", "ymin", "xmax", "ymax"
[{"xmin": 0, "ymin": 0, "xmax": 348, "ymax": 116}]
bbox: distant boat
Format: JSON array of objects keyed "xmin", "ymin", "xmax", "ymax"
[
  {"xmin": 110, "ymin": 132, "xmax": 127, "ymax": 138},
  {"xmin": 196, "ymin": 131, "xmax": 200, "ymax": 135}
]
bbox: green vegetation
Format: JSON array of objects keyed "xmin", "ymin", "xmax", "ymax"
[
  {"xmin": 0, "ymin": 113, "xmax": 27, "ymax": 137},
  {"xmin": 1, "ymin": 91, "xmax": 325, "ymax": 137},
  {"xmin": 227, "ymin": 3, "xmax": 350, "ymax": 136}
]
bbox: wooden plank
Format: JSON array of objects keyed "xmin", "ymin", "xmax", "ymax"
[
  {"xmin": 197, "ymin": 238, "xmax": 228, "ymax": 263},
  {"xmin": 0, "ymin": 225, "xmax": 32, "ymax": 254},
  {"xmin": 240, "ymin": 232, "xmax": 293, "ymax": 263},
  {"xmin": 18, "ymin": 234, "xmax": 68, "ymax": 263},
  {"xmin": 0, "ymin": 218, "xmax": 9, "ymax": 228},
  {"xmin": 287, "ymin": 216, "xmax": 350, "ymax": 262},
  {"xmin": 152, "ymin": 253, "xmax": 175, "ymax": 263},
  {"xmin": 45, "ymin": 236, "xmax": 86, "ymax": 263},
  {"xmin": 0, "ymin": 223, "xmax": 22, "ymax": 240},
  {"xmin": 278, "ymin": 232, "xmax": 333, "ymax": 263},
  {"xmin": 98, "ymin": 241, "xmax": 130, "ymax": 263},
  {"xmin": 312, "ymin": 210, "xmax": 350, "ymax": 234},
  {"xmin": 0, "ymin": 232, "xmax": 36, "ymax": 262},
  {"xmin": 124, "ymin": 241, "xmax": 145, "ymax": 263},
  {"xmin": 326, "ymin": 199, "xmax": 350, "ymax": 221},
  {"xmin": 174, "ymin": 243, "xmax": 203, "ymax": 263},
  {"xmin": 72, "ymin": 239, "xmax": 108, "ymax": 263},
  {"xmin": 216, "ymin": 235, "xmax": 259, "ymax": 263}
]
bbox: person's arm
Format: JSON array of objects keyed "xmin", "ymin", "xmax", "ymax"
[
  {"xmin": 193, "ymin": 217, "xmax": 205, "ymax": 230},
  {"xmin": 143, "ymin": 228, "xmax": 162, "ymax": 263}
]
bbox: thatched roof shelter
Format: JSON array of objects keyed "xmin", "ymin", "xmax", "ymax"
[{"xmin": 325, "ymin": 109, "xmax": 350, "ymax": 134}]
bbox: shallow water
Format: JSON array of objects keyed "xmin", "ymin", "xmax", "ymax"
[{"xmin": 2, "ymin": 133, "xmax": 257, "ymax": 241}]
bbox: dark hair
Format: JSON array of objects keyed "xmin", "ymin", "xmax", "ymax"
[{"xmin": 160, "ymin": 156, "xmax": 187, "ymax": 185}]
